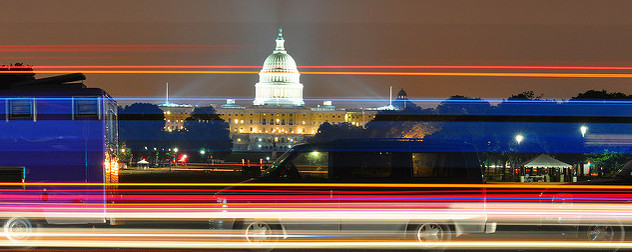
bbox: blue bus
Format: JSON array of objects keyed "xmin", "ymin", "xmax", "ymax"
[{"xmin": 0, "ymin": 73, "xmax": 118, "ymax": 241}]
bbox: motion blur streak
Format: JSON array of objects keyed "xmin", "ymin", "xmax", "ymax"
[
  {"xmin": 0, "ymin": 45, "xmax": 243, "ymax": 52},
  {"xmin": 2, "ymin": 239, "xmax": 632, "ymax": 250},
  {"xmin": 2, "ymin": 182, "xmax": 632, "ymax": 249},
  {"xmin": 4, "ymin": 182, "xmax": 632, "ymax": 189},
  {"xmin": 5, "ymin": 70, "xmax": 632, "ymax": 78},
  {"xmin": 7, "ymin": 64, "xmax": 632, "ymax": 70}
]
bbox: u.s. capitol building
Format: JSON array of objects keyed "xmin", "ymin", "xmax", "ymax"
[{"xmin": 163, "ymin": 28, "xmax": 412, "ymax": 151}]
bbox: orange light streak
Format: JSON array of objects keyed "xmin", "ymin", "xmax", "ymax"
[{"xmin": 3, "ymin": 70, "xmax": 632, "ymax": 78}]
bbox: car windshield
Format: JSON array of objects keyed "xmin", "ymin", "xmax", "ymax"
[
  {"xmin": 261, "ymin": 149, "xmax": 293, "ymax": 178},
  {"xmin": 613, "ymin": 160, "xmax": 632, "ymax": 178}
]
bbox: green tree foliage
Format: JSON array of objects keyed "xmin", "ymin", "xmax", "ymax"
[
  {"xmin": 0, "ymin": 63, "xmax": 36, "ymax": 89},
  {"xmin": 586, "ymin": 151, "xmax": 632, "ymax": 176}
]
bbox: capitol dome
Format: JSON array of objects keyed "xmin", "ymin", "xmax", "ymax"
[{"xmin": 253, "ymin": 27, "xmax": 304, "ymax": 106}]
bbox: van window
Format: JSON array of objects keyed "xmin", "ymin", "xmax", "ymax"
[
  {"xmin": 412, "ymin": 152, "xmax": 467, "ymax": 178},
  {"xmin": 288, "ymin": 151, "xmax": 329, "ymax": 180},
  {"xmin": 335, "ymin": 152, "xmax": 394, "ymax": 178}
]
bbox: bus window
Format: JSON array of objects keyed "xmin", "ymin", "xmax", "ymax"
[
  {"xmin": 105, "ymin": 108, "xmax": 117, "ymax": 147},
  {"xmin": 0, "ymin": 166, "xmax": 25, "ymax": 189},
  {"xmin": 9, "ymin": 98, "xmax": 34, "ymax": 120},
  {"xmin": 73, "ymin": 97, "xmax": 100, "ymax": 120}
]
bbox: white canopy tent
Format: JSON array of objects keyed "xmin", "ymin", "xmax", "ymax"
[
  {"xmin": 136, "ymin": 159, "xmax": 150, "ymax": 170},
  {"xmin": 523, "ymin": 154, "xmax": 572, "ymax": 169},
  {"xmin": 521, "ymin": 154, "xmax": 572, "ymax": 182}
]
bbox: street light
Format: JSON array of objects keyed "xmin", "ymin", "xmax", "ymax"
[
  {"xmin": 173, "ymin": 148, "xmax": 179, "ymax": 153},
  {"xmin": 515, "ymin": 134, "xmax": 524, "ymax": 144},
  {"xmin": 580, "ymin": 125, "xmax": 588, "ymax": 137}
]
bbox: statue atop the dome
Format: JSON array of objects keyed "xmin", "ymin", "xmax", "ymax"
[{"xmin": 274, "ymin": 27, "xmax": 286, "ymax": 53}]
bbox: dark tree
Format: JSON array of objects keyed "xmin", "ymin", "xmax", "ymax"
[
  {"xmin": 118, "ymin": 103, "xmax": 166, "ymax": 152},
  {"xmin": 180, "ymin": 106, "xmax": 232, "ymax": 159},
  {"xmin": 0, "ymin": 63, "xmax": 36, "ymax": 89},
  {"xmin": 365, "ymin": 106, "xmax": 437, "ymax": 138},
  {"xmin": 570, "ymin": 89, "xmax": 631, "ymax": 101},
  {"xmin": 308, "ymin": 122, "xmax": 367, "ymax": 143},
  {"xmin": 507, "ymin": 91, "xmax": 543, "ymax": 100}
]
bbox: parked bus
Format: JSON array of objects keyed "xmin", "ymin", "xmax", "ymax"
[{"xmin": 0, "ymin": 73, "xmax": 118, "ymax": 241}]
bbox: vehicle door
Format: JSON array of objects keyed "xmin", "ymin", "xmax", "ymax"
[
  {"xmin": 277, "ymin": 150, "xmax": 339, "ymax": 238},
  {"xmin": 334, "ymin": 151, "xmax": 410, "ymax": 237},
  {"xmin": 409, "ymin": 151, "xmax": 486, "ymax": 234}
]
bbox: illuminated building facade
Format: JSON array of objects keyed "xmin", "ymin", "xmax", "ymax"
[
  {"xmin": 159, "ymin": 103, "xmax": 195, "ymax": 132},
  {"xmin": 216, "ymin": 104, "xmax": 377, "ymax": 150}
]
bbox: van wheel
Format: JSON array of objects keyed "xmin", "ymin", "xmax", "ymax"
[
  {"xmin": 3, "ymin": 217, "xmax": 39, "ymax": 242},
  {"xmin": 582, "ymin": 222, "xmax": 624, "ymax": 252},
  {"xmin": 244, "ymin": 221, "xmax": 279, "ymax": 242},
  {"xmin": 585, "ymin": 222, "xmax": 624, "ymax": 241},
  {"xmin": 415, "ymin": 223, "xmax": 451, "ymax": 251},
  {"xmin": 243, "ymin": 221, "xmax": 279, "ymax": 252}
]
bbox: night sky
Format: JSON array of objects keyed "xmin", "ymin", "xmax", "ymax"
[{"xmin": 2, "ymin": 0, "xmax": 632, "ymax": 106}]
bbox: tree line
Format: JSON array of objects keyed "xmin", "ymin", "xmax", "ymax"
[
  {"xmin": 118, "ymin": 103, "xmax": 232, "ymax": 164},
  {"xmin": 310, "ymin": 90, "xmax": 632, "ymax": 176}
]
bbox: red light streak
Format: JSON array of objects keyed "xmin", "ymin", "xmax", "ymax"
[{"xmin": 2, "ymin": 70, "xmax": 632, "ymax": 78}]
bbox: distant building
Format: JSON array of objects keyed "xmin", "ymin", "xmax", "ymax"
[
  {"xmin": 216, "ymin": 103, "xmax": 377, "ymax": 150},
  {"xmin": 158, "ymin": 83, "xmax": 195, "ymax": 132},
  {"xmin": 159, "ymin": 103, "xmax": 194, "ymax": 132},
  {"xmin": 392, "ymin": 88, "xmax": 417, "ymax": 110}
]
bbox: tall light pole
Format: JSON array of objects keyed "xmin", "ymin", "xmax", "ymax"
[{"xmin": 514, "ymin": 134, "xmax": 524, "ymax": 181}]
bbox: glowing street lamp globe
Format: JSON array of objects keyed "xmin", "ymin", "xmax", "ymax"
[
  {"xmin": 515, "ymin": 134, "xmax": 524, "ymax": 144},
  {"xmin": 580, "ymin": 125, "xmax": 588, "ymax": 137}
]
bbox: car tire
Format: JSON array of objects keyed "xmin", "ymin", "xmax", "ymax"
[
  {"xmin": 414, "ymin": 222, "xmax": 452, "ymax": 251},
  {"xmin": 242, "ymin": 220, "xmax": 279, "ymax": 251}
]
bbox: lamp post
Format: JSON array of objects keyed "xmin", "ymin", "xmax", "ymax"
[{"xmin": 514, "ymin": 134, "xmax": 524, "ymax": 181}]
